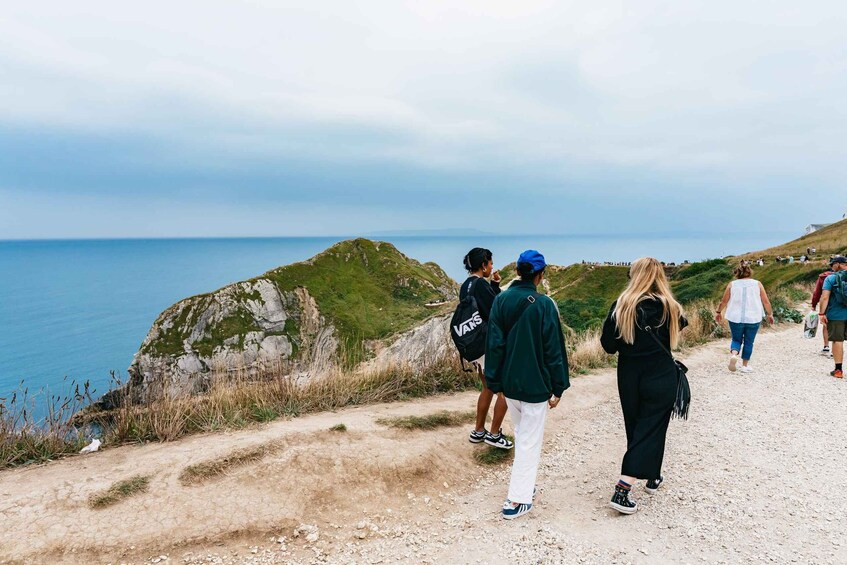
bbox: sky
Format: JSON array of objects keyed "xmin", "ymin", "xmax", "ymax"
[{"xmin": 1, "ymin": 1, "xmax": 845, "ymax": 239}]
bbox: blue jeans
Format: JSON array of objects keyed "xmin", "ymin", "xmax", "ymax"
[{"xmin": 728, "ymin": 322, "xmax": 761, "ymax": 361}]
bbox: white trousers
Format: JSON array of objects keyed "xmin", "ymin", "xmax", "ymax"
[{"xmin": 505, "ymin": 397, "xmax": 549, "ymax": 504}]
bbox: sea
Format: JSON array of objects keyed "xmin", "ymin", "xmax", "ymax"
[{"xmin": 0, "ymin": 232, "xmax": 795, "ymax": 411}]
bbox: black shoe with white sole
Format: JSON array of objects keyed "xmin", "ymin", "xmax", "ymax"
[
  {"xmin": 609, "ymin": 485, "xmax": 638, "ymax": 515},
  {"xmin": 645, "ymin": 476, "xmax": 663, "ymax": 494},
  {"xmin": 469, "ymin": 429, "xmax": 487, "ymax": 443}
]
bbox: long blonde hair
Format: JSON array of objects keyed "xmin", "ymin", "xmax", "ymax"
[{"xmin": 613, "ymin": 257, "xmax": 683, "ymax": 348}]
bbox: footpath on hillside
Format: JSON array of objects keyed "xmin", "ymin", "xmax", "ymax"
[{"xmin": 2, "ymin": 325, "xmax": 846, "ymax": 564}]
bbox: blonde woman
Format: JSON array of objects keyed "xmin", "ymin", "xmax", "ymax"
[
  {"xmin": 600, "ymin": 258, "xmax": 687, "ymax": 515},
  {"xmin": 715, "ymin": 262, "xmax": 774, "ymax": 373}
]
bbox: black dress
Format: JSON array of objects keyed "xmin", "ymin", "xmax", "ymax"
[{"xmin": 601, "ymin": 298, "xmax": 688, "ymax": 480}]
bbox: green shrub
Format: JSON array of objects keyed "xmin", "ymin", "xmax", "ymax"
[
  {"xmin": 672, "ymin": 259, "xmax": 729, "ymax": 281},
  {"xmin": 673, "ymin": 261, "xmax": 733, "ymax": 303},
  {"xmin": 771, "ymin": 295, "xmax": 804, "ymax": 323},
  {"xmin": 556, "ymin": 297, "xmax": 609, "ymax": 332}
]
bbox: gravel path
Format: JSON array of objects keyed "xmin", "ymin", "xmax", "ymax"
[
  {"xmin": 169, "ymin": 326, "xmax": 847, "ymax": 565},
  {"xmin": 4, "ymin": 325, "xmax": 845, "ymax": 564}
]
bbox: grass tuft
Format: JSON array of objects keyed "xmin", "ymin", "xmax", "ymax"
[
  {"xmin": 179, "ymin": 443, "xmax": 275, "ymax": 485},
  {"xmin": 474, "ymin": 435, "xmax": 515, "ymax": 465},
  {"xmin": 329, "ymin": 423, "xmax": 347, "ymax": 432},
  {"xmin": 89, "ymin": 475, "xmax": 150, "ymax": 509},
  {"xmin": 376, "ymin": 410, "xmax": 474, "ymax": 430}
]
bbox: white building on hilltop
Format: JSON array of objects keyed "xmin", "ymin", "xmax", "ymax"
[
  {"xmin": 805, "ymin": 223, "xmax": 830, "ymax": 235},
  {"xmin": 804, "ymin": 210, "xmax": 846, "ymax": 235}
]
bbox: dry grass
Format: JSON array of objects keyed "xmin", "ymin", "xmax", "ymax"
[
  {"xmin": 568, "ymin": 329, "xmax": 615, "ymax": 374},
  {"xmin": 376, "ymin": 410, "xmax": 474, "ymax": 430},
  {"xmin": 0, "ymin": 379, "xmax": 94, "ymax": 469},
  {"xmin": 83, "ymin": 357, "xmax": 477, "ymax": 446},
  {"xmin": 179, "ymin": 443, "xmax": 277, "ymax": 485},
  {"xmin": 473, "ymin": 434, "xmax": 515, "ymax": 465},
  {"xmin": 88, "ymin": 475, "xmax": 150, "ymax": 509}
]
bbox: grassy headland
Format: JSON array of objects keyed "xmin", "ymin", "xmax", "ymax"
[
  {"xmin": 3, "ymin": 226, "xmax": 838, "ymax": 470},
  {"xmin": 143, "ymin": 238, "xmax": 455, "ymax": 366}
]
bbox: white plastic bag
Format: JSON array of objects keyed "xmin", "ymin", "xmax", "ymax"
[
  {"xmin": 803, "ymin": 311, "xmax": 819, "ymax": 339},
  {"xmin": 79, "ymin": 438, "xmax": 101, "ymax": 454}
]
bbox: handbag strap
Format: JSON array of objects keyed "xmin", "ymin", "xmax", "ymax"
[{"xmin": 643, "ymin": 324, "xmax": 676, "ymax": 361}]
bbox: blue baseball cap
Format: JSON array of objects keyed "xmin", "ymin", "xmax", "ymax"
[{"xmin": 517, "ymin": 249, "xmax": 547, "ymax": 272}]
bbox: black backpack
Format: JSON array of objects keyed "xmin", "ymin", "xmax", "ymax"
[
  {"xmin": 451, "ymin": 279, "xmax": 487, "ymax": 365},
  {"xmin": 451, "ymin": 279, "xmax": 541, "ymax": 371}
]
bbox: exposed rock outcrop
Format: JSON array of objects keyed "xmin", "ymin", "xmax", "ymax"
[{"xmin": 118, "ymin": 239, "xmax": 457, "ymax": 403}]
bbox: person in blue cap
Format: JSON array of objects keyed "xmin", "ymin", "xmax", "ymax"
[{"xmin": 485, "ymin": 250, "xmax": 570, "ymax": 520}]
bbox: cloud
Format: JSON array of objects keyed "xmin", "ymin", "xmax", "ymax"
[{"xmin": 1, "ymin": 1, "xmax": 845, "ymax": 238}]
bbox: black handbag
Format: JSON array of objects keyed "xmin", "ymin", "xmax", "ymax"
[{"xmin": 645, "ymin": 325, "xmax": 691, "ymax": 420}]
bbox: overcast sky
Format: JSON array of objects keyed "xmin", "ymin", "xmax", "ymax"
[{"xmin": 1, "ymin": 1, "xmax": 845, "ymax": 239}]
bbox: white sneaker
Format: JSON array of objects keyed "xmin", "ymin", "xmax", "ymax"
[
  {"xmin": 728, "ymin": 354, "xmax": 739, "ymax": 372},
  {"xmin": 740, "ymin": 365, "xmax": 753, "ymax": 373}
]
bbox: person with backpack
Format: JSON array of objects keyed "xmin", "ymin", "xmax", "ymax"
[
  {"xmin": 600, "ymin": 257, "xmax": 687, "ymax": 515},
  {"xmin": 715, "ymin": 261, "xmax": 775, "ymax": 373},
  {"xmin": 485, "ymin": 250, "xmax": 569, "ymax": 520},
  {"xmin": 812, "ymin": 262, "xmax": 836, "ymax": 355},
  {"xmin": 453, "ymin": 248, "xmax": 513, "ymax": 450},
  {"xmin": 818, "ymin": 256, "xmax": 847, "ymax": 378}
]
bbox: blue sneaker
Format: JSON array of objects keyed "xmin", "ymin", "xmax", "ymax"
[{"xmin": 502, "ymin": 501, "xmax": 532, "ymax": 520}]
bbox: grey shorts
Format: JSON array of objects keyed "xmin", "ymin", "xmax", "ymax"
[{"xmin": 828, "ymin": 319, "xmax": 846, "ymax": 342}]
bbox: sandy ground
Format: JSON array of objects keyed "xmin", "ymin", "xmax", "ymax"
[{"xmin": 2, "ymin": 325, "xmax": 846, "ymax": 564}]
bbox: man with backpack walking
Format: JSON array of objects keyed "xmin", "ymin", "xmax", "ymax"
[
  {"xmin": 812, "ymin": 262, "xmax": 835, "ymax": 355},
  {"xmin": 485, "ymin": 250, "xmax": 570, "ymax": 519},
  {"xmin": 818, "ymin": 256, "xmax": 847, "ymax": 378}
]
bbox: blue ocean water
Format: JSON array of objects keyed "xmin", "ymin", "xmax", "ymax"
[{"xmin": 0, "ymin": 232, "xmax": 794, "ymax": 406}]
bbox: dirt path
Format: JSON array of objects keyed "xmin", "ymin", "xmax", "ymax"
[{"xmin": 2, "ymin": 325, "xmax": 846, "ymax": 564}]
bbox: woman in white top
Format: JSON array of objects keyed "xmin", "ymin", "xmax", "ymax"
[{"xmin": 715, "ymin": 262, "xmax": 775, "ymax": 373}]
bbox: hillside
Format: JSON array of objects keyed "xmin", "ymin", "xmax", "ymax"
[
  {"xmin": 501, "ymin": 251, "xmax": 824, "ymax": 334},
  {"xmin": 125, "ymin": 239, "xmax": 456, "ymax": 402},
  {"xmin": 499, "ymin": 263, "xmax": 629, "ymax": 332},
  {"xmin": 742, "ymin": 218, "xmax": 847, "ymax": 259}
]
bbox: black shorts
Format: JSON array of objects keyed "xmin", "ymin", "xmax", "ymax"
[{"xmin": 828, "ymin": 319, "xmax": 846, "ymax": 342}]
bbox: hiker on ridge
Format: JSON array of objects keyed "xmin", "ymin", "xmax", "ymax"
[
  {"xmin": 459, "ymin": 248, "xmax": 514, "ymax": 450},
  {"xmin": 486, "ymin": 250, "xmax": 569, "ymax": 520},
  {"xmin": 601, "ymin": 257, "xmax": 687, "ymax": 515}
]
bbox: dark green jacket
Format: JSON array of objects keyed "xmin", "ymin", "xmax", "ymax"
[{"xmin": 484, "ymin": 280, "xmax": 570, "ymax": 402}]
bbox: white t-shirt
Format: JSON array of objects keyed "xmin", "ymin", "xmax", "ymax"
[{"xmin": 725, "ymin": 278, "xmax": 765, "ymax": 324}]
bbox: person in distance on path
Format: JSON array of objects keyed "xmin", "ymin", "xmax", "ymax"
[
  {"xmin": 601, "ymin": 257, "xmax": 687, "ymax": 515},
  {"xmin": 715, "ymin": 261, "xmax": 774, "ymax": 373},
  {"xmin": 485, "ymin": 250, "xmax": 570, "ymax": 520}
]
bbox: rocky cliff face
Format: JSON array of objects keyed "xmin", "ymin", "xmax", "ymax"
[{"xmin": 122, "ymin": 239, "xmax": 457, "ymax": 403}]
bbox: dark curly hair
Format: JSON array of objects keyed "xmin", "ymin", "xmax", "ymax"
[{"xmin": 463, "ymin": 248, "xmax": 493, "ymax": 273}]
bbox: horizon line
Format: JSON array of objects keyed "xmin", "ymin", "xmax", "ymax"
[{"xmin": 0, "ymin": 230, "xmax": 798, "ymax": 244}]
